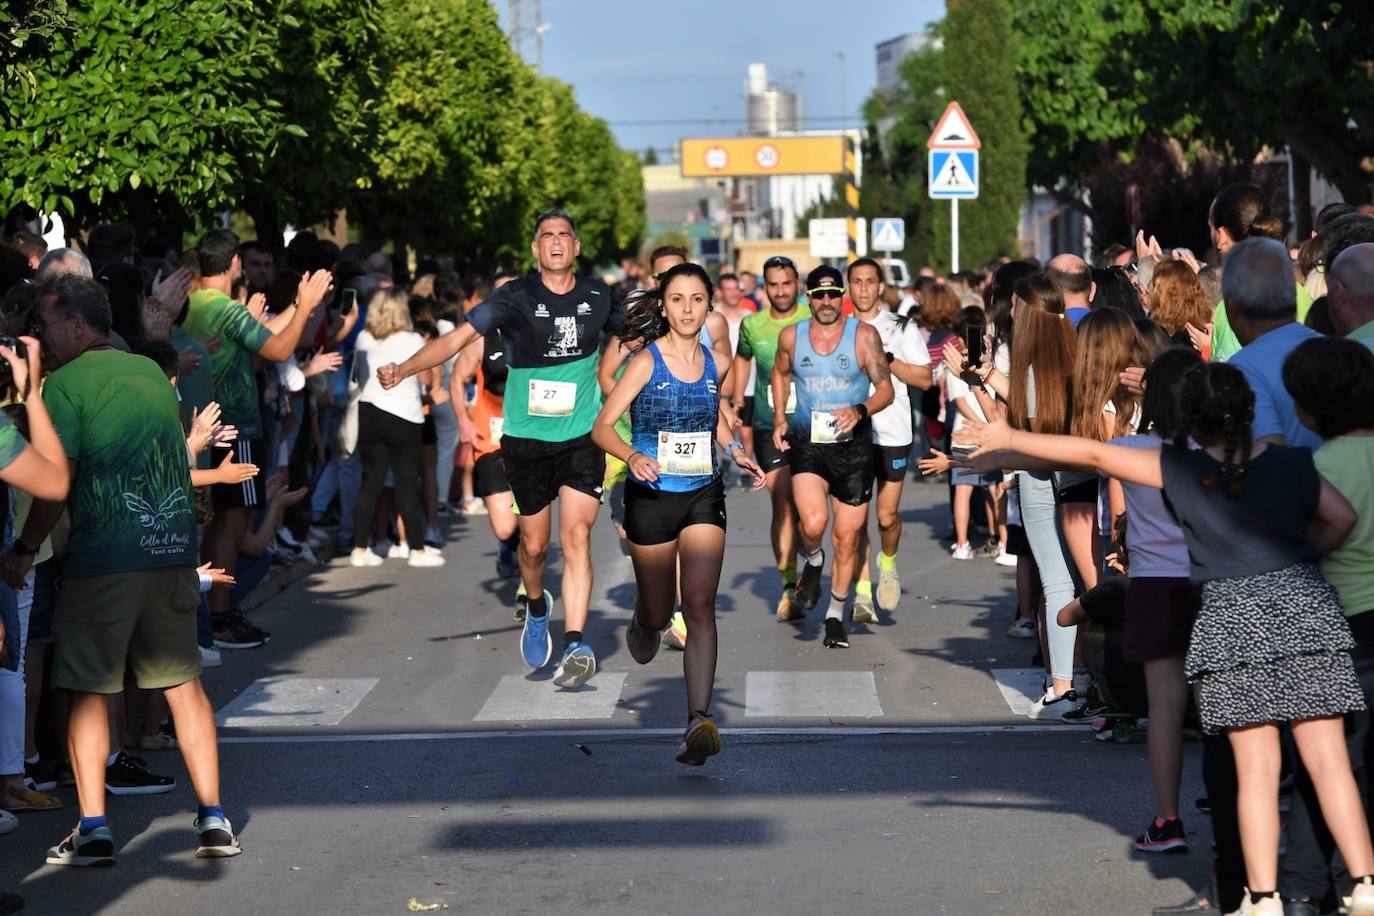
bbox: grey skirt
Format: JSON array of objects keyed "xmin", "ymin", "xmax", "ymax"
[{"xmin": 1187, "ymin": 563, "xmax": 1365, "ymax": 734}]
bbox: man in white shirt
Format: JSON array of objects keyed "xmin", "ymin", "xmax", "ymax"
[{"xmin": 847, "ymin": 258, "xmax": 932, "ymax": 619}]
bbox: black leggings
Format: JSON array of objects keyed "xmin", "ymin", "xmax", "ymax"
[{"xmin": 353, "ymin": 401, "xmax": 426, "ymax": 550}]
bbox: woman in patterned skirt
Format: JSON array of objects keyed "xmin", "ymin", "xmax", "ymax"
[{"xmin": 955, "ymin": 361, "xmax": 1374, "ymax": 915}]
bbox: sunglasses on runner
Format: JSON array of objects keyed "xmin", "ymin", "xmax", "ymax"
[{"xmin": 807, "ymin": 287, "xmax": 844, "ymax": 299}]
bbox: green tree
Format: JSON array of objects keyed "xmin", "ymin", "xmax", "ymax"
[
  {"xmin": 241, "ymin": 0, "xmax": 384, "ymax": 245},
  {"xmin": 933, "ymin": 0, "xmax": 1027, "ymax": 269},
  {"xmin": 643, "ymin": 146, "xmax": 659, "ymax": 165},
  {"xmin": 0, "ymin": 0, "xmax": 297, "ymax": 237},
  {"xmin": 0, "ymin": 0, "xmax": 71, "ymax": 112}
]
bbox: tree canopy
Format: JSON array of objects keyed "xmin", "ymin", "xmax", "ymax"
[{"xmin": 0, "ymin": 0, "xmax": 645, "ymax": 267}]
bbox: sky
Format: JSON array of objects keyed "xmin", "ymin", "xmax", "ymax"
[{"xmin": 497, "ymin": 0, "xmax": 946, "ymax": 158}]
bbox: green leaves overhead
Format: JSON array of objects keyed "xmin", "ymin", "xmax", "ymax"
[{"xmin": 0, "ymin": 0, "xmax": 645, "ymax": 265}]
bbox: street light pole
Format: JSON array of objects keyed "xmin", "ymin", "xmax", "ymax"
[{"xmin": 834, "ymin": 51, "xmax": 847, "ymax": 137}]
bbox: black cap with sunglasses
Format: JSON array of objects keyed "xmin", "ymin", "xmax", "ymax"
[{"xmin": 805, "ymin": 265, "xmax": 845, "ymax": 298}]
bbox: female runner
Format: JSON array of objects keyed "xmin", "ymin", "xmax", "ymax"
[{"xmin": 592, "ymin": 263, "xmax": 764, "ymax": 765}]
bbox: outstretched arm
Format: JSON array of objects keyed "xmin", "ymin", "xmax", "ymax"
[
  {"xmin": 379, "ymin": 322, "xmax": 479, "ymax": 389},
  {"xmin": 960, "ymin": 416, "xmax": 1164, "ymax": 489}
]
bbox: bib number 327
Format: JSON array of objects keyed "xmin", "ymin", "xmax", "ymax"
[
  {"xmin": 528, "ymin": 379, "xmax": 576, "ymax": 417},
  {"xmin": 657, "ymin": 431, "xmax": 712, "ymax": 476}
]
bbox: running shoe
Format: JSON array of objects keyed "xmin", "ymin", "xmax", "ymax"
[
  {"xmin": 995, "ymin": 547, "xmax": 1018, "ymax": 567},
  {"xmin": 1061, "ymin": 691, "xmax": 1109, "ymax": 723},
  {"xmin": 1034, "ymin": 687, "xmax": 1078, "ymax": 711},
  {"xmin": 0, "ymin": 810, "xmax": 14, "ymax": 835},
  {"xmin": 950, "ymin": 543, "xmax": 974, "ymax": 560},
  {"xmin": 1134, "ymin": 816, "xmax": 1188, "ymax": 854},
  {"xmin": 775, "ymin": 588, "xmax": 804, "ymax": 622},
  {"xmin": 851, "ymin": 591, "xmax": 878, "ymax": 625},
  {"xmin": 662, "ymin": 610, "xmax": 687, "ymax": 650},
  {"xmin": 46, "ymin": 826, "xmax": 116, "ymax": 867},
  {"xmin": 823, "ymin": 618, "xmax": 850, "ymax": 649},
  {"xmin": 349, "ymin": 547, "xmax": 383, "ymax": 567},
  {"xmin": 552, "ymin": 641, "xmax": 597, "ymax": 688},
  {"xmin": 675, "ymin": 715, "xmax": 721, "ymax": 766},
  {"xmin": 626, "ymin": 605, "xmax": 661, "ymax": 664},
  {"xmin": 106, "ymin": 752, "xmax": 176, "ymax": 795},
  {"xmin": 386, "ymin": 541, "xmax": 411, "ymax": 560},
  {"xmin": 461, "ymin": 497, "xmax": 488, "ymax": 515},
  {"xmin": 520, "ymin": 591, "xmax": 553, "ymax": 669},
  {"xmin": 407, "ymin": 547, "xmax": 446, "ymax": 567},
  {"xmin": 496, "ymin": 542, "xmax": 518, "ymax": 579},
  {"xmin": 212, "ymin": 610, "xmax": 269, "ymax": 650},
  {"xmin": 514, "ymin": 582, "xmax": 528, "ymax": 622},
  {"xmin": 199, "ymin": 645, "xmax": 223, "ymax": 668},
  {"xmin": 194, "ymin": 814, "xmax": 243, "ymax": 858},
  {"xmin": 796, "ymin": 556, "xmax": 824, "ymax": 610},
  {"xmin": 876, "ymin": 567, "xmax": 901, "ymax": 610},
  {"xmin": 25, "ymin": 758, "xmax": 59, "ymax": 793},
  {"xmin": 1005, "ymin": 617, "xmax": 1036, "ymax": 639}
]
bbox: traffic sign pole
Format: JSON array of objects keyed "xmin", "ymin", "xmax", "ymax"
[{"xmin": 951, "ymin": 199, "xmax": 959, "ymax": 274}]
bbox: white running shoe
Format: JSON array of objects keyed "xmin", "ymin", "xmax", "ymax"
[
  {"xmin": 386, "ymin": 542, "xmax": 411, "ymax": 560},
  {"xmin": 876, "ymin": 567, "xmax": 901, "ymax": 610},
  {"xmin": 350, "ymin": 547, "xmax": 384, "ymax": 567},
  {"xmin": 199, "ymin": 645, "xmax": 223, "ymax": 668},
  {"xmin": 407, "ymin": 547, "xmax": 446, "ymax": 568},
  {"xmin": 951, "ymin": 543, "xmax": 974, "ymax": 560},
  {"xmin": 995, "ymin": 547, "xmax": 1018, "ymax": 567},
  {"xmin": 1005, "ymin": 618, "xmax": 1036, "ymax": 639}
]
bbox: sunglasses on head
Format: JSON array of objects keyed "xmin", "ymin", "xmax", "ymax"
[{"xmin": 763, "ymin": 256, "xmax": 795, "ymax": 270}]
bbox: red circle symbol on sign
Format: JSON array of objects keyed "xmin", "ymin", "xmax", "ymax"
[
  {"xmin": 704, "ymin": 146, "xmax": 729, "ymax": 171},
  {"xmin": 754, "ymin": 144, "xmax": 780, "ymax": 169}
]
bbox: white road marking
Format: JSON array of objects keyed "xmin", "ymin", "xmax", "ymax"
[
  {"xmin": 216, "ymin": 677, "xmax": 379, "ymax": 728},
  {"xmin": 474, "ymin": 674, "xmax": 628, "ymax": 721},
  {"xmin": 218, "ymin": 723, "xmax": 1078, "ymax": 745},
  {"xmin": 990, "ymin": 668, "xmax": 1079, "ymax": 720},
  {"xmin": 745, "ymin": 671, "xmax": 884, "ymax": 718}
]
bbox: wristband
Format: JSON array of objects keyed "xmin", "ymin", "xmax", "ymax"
[
  {"xmin": 854, "ymin": 403, "xmax": 869, "ymax": 420},
  {"xmin": 725, "ymin": 440, "xmax": 745, "ymax": 456}
]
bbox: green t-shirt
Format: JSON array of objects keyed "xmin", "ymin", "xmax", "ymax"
[
  {"xmin": 170, "ymin": 325, "xmax": 213, "ymax": 468},
  {"xmin": 45, "ymin": 349, "xmax": 197, "ymax": 578},
  {"xmin": 0, "ymin": 411, "xmax": 26, "ymax": 477},
  {"xmin": 182, "ymin": 289, "xmax": 271, "ymax": 438},
  {"xmin": 1210, "ymin": 283, "xmax": 1313, "ymax": 363},
  {"xmin": 1315, "ymin": 435, "xmax": 1374, "ymax": 616},
  {"xmin": 737, "ymin": 303, "xmax": 811, "ymax": 430}
]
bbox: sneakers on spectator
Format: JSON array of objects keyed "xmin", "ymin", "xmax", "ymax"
[
  {"xmin": 461, "ymin": 497, "xmax": 487, "ymax": 515},
  {"xmin": 407, "ymin": 547, "xmax": 445, "ymax": 568},
  {"xmin": 194, "ymin": 814, "xmax": 242, "ymax": 858},
  {"xmin": 973, "ymin": 539, "xmax": 1000, "ymax": 558},
  {"xmin": 662, "ymin": 610, "xmax": 687, "ymax": 650},
  {"xmin": 521, "ymin": 591, "xmax": 553, "ymax": 669},
  {"xmin": 46, "ymin": 825, "xmax": 116, "ymax": 867},
  {"xmin": 307, "ymin": 526, "xmax": 329, "ymax": 547},
  {"xmin": 0, "ymin": 810, "xmax": 15, "ymax": 835},
  {"xmin": 212, "ymin": 610, "xmax": 269, "ymax": 650},
  {"xmin": 1349, "ymin": 876, "xmax": 1374, "ymax": 916},
  {"xmin": 1005, "ymin": 617, "xmax": 1036, "ymax": 639},
  {"xmin": 951, "ymin": 543, "xmax": 974, "ymax": 560},
  {"xmin": 995, "ymin": 547, "xmax": 1018, "ymax": 567},
  {"xmin": 552, "ymin": 641, "xmax": 597, "ymax": 688},
  {"xmin": 1135, "ymin": 816, "xmax": 1188, "ymax": 854},
  {"xmin": 1061, "ymin": 689, "xmax": 1109, "ymax": 723},
  {"xmin": 349, "ymin": 547, "xmax": 383, "ymax": 568},
  {"xmin": 823, "ymin": 618, "xmax": 850, "ymax": 648},
  {"xmin": 386, "ymin": 541, "xmax": 411, "ymax": 560},
  {"xmin": 796, "ymin": 556, "xmax": 823, "ymax": 610},
  {"xmin": 25, "ymin": 758, "xmax": 59, "ymax": 792},
  {"xmin": 296, "ymin": 544, "xmax": 322, "ymax": 566},
  {"xmin": 424, "ymin": 526, "xmax": 444, "ymax": 548},
  {"xmin": 105, "ymin": 752, "xmax": 175, "ymax": 795}
]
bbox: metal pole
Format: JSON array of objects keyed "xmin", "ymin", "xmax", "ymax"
[{"xmin": 951, "ymin": 198, "xmax": 960, "ymax": 274}]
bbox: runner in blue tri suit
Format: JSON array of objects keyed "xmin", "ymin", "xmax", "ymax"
[{"xmin": 592, "ymin": 263, "xmax": 764, "ymax": 766}]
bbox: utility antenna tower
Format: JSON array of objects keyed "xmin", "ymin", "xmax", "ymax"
[{"xmin": 507, "ymin": 0, "xmax": 548, "ymax": 73}]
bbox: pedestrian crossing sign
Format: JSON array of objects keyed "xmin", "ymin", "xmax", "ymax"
[
  {"xmin": 928, "ymin": 150, "xmax": 978, "ymax": 199},
  {"xmin": 871, "ymin": 217, "xmax": 905, "ymax": 252}
]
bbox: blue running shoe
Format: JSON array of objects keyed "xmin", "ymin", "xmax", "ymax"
[
  {"xmin": 553, "ymin": 641, "xmax": 597, "ymax": 688},
  {"xmin": 520, "ymin": 590, "xmax": 553, "ymax": 669}
]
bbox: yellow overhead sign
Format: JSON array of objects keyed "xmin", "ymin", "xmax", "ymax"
[{"xmin": 680, "ymin": 137, "xmax": 846, "ymax": 177}]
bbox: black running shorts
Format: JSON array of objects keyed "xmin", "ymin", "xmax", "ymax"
[
  {"xmin": 472, "ymin": 450, "xmax": 511, "ymax": 498},
  {"xmin": 787, "ymin": 436, "xmax": 875, "ymax": 506},
  {"xmin": 872, "ymin": 443, "xmax": 912, "ymax": 483},
  {"xmin": 739, "ymin": 396, "xmax": 755, "ymax": 427},
  {"xmin": 499, "ymin": 433, "xmax": 605, "ymax": 515},
  {"xmin": 210, "ymin": 438, "xmax": 264, "ymax": 510},
  {"xmin": 752, "ymin": 430, "xmax": 790, "ymax": 473},
  {"xmin": 624, "ymin": 478, "xmax": 727, "ymax": 546}
]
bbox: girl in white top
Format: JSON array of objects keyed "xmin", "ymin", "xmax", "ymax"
[{"xmin": 349, "ymin": 288, "xmax": 443, "ymax": 568}]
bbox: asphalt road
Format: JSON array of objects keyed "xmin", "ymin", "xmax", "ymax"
[{"xmin": 2, "ymin": 477, "xmax": 1211, "ymax": 915}]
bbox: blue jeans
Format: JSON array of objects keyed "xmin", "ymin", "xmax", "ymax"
[
  {"xmin": 312, "ymin": 407, "xmax": 362, "ymax": 542},
  {"xmin": 1016, "ymin": 470, "xmax": 1079, "ymax": 682}
]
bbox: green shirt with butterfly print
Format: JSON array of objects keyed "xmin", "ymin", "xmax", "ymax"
[{"xmin": 44, "ymin": 348, "xmax": 197, "ymax": 578}]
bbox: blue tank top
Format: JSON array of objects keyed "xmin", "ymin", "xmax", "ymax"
[
  {"xmin": 699, "ymin": 323, "xmax": 713, "ymax": 348},
  {"xmin": 630, "ymin": 341, "xmax": 720, "ymax": 492},
  {"xmin": 791, "ymin": 318, "xmax": 871, "ymax": 442}
]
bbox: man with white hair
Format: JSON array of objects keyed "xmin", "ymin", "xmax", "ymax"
[
  {"xmin": 36, "ymin": 247, "xmax": 92, "ymax": 281},
  {"xmin": 1328, "ymin": 242, "xmax": 1374, "ymax": 350}
]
